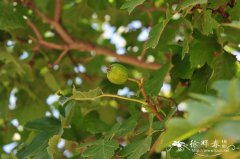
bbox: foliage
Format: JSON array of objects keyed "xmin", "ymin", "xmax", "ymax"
[{"xmin": 0, "ymin": 0, "xmax": 240, "ymax": 158}]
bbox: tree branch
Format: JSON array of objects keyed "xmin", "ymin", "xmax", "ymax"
[
  {"xmin": 21, "ymin": 0, "xmax": 73, "ymax": 44},
  {"xmin": 70, "ymin": 41, "xmax": 161, "ymax": 70},
  {"xmin": 53, "ymin": 48, "xmax": 69, "ymax": 65},
  {"xmin": 27, "ymin": 19, "xmax": 64, "ymax": 50},
  {"xmin": 19, "ymin": 0, "xmax": 161, "ymax": 70},
  {"xmin": 26, "ymin": 20, "xmax": 42, "ymax": 40},
  {"xmin": 54, "ymin": 0, "xmax": 62, "ymax": 22}
]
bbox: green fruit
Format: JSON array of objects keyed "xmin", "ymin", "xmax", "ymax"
[{"xmin": 107, "ymin": 64, "xmax": 128, "ymax": 85}]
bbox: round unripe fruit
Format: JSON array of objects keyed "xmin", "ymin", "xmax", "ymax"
[{"xmin": 107, "ymin": 64, "xmax": 128, "ymax": 85}]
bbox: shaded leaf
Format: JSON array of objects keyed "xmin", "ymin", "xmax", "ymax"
[
  {"xmin": 121, "ymin": 0, "xmax": 146, "ymax": 14},
  {"xmin": 83, "ymin": 111, "xmax": 109, "ymax": 134},
  {"xmin": 189, "ymin": 39, "xmax": 220, "ymax": 68},
  {"xmin": 1, "ymin": 154, "xmax": 18, "ymax": 159},
  {"xmin": 0, "ymin": 2, "xmax": 25, "ymax": 30},
  {"xmin": 176, "ymin": 0, "xmax": 207, "ymax": 11},
  {"xmin": 40, "ymin": 67, "xmax": 60, "ymax": 92},
  {"xmin": 156, "ymin": 79, "xmax": 240, "ymax": 151},
  {"xmin": 0, "ymin": 50, "xmax": 25, "ymax": 75},
  {"xmin": 193, "ymin": 10, "xmax": 219, "ymax": 35},
  {"xmin": 210, "ymin": 53, "xmax": 236, "ymax": 82},
  {"xmin": 120, "ymin": 136, "xmax": 152, "ymax": 159},
  {"xmin": 189, "ymin": 65, "xmax": 213, "ymax": 93},
  {"xmin": 47, "ymin": 135, "xmax": 62, "ymax": 159},
  {"xmin": 214, "ymin": 120, "xmax": 240, "ymax": 141},
  {"xmin": 146, "ymin": 19, "xmax": 170, "ymax": 49},
  {"xmin": 229, "ymin": 2, "xmax": 240, "ymax": 21},
  {"xmin": 116, "ymin": 115, "xmax": 138, "ymax": 136},
  {"xmin": 144, "ymin": 62, "xmax": 170, "ymax": 95},
  {"xmin": 86, "ymin": 0, "xmax": 108, "ymax": 10},
  {"xmin": 155, "ymin": 118, "xmax": 196, "ymax": 151},
  {"xmin": 82, "ymin": 139, "xmax": 119, "ymax": 159},
  {"xmin": 171, "ymin": 54, "xmax": 194, "ymax": 79},
  {"xmin": 17, "ymin": 118, "xmax": 62, "ymax": 159},
  {"xmin": 25, "ymin": 117, "xmax": 61, "ymax": 132}
]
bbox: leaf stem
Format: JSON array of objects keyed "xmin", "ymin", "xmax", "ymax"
[
  {"xmin": 128, "ymin": 77, "xmax": 165, "ymax": 122},
  {"xmin": 128, "ymin": 78, "xmax": 139, "ymax": 84},
  {"xmin": 99, "ymin": 94, "xmax": 147, "ymax": 105}
]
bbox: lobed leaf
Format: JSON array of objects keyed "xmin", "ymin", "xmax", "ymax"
[{"xmin": 82, "ymin": 139, "xmax": 119, "ymax": 159}]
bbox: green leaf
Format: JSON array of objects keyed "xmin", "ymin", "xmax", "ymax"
[
  {"xmin": 61, "ymin": 101, "xmax": 76, "ymax": 127},
  {"xmin": 0, "ymin": 50, "xmax": 25, "ymax": 75},
  {"xmin": 181, "ymin": 19, "xmax": 193, "ymax": 59},
  {"xmin": 146, "ymin": 19, "xmax": 170, "ymax": 49},
  {"xmin": 17, "ymin": 131, "xmax": 54, "ymax": 159},
  {"xmin": 171, "ymin": 54, "xmax": 194, "ymax": 79},
  {"xmin": 144, "ymin": 62, "xmax": 170, "ymax": 95},
  {"xmin": 17, "ymin": 118, "xmax": 62, "ymax": 159},
  {"xmin": 1, "ymin": 154, "xmax": 18, "ymax": 159},
  {"xmin": 0, "ymin": 2, "xmax": 25, "ymax": 30},
  {"xmin": 182, "ymin": 37, "xmax": 189, "ymax": 59},
  {"xmin": 40, "ymin": 67, "xmax": 60, "ymax": 92},
  {"xmin": 176, "ymin": 0, "xmax": 207, "ymax": 11},
  {"xmin": 116, "ymin": 115, "xmax": 138, "ymax": 136},
  {"xmin": 83, "ymin": 111, "xmax": 109, "ymax": 134},
  {"xmin": 210, "ymin": 53, "xmax": 236, "ymax": 81},
  {"xmin": 207, "ymin": 0, "xmax": 229, "ymax": 9},
  {"xmin": 219, "ymin": 23, "xmax": 240, "ymax": 47},
  {"xmin": 25, "ymin": 117, "xmax": 61, "ymax": 132},
  {"xmin": 70, "ymin": 87, "xmax": 146, "ymax": 105},
  {"xmin": 104, "ymin": 123, "xmax": 121, "ymax": 140},
  {"xmin": 155, "ymin": 118, "xmax": 196, "ymax": 151},
  {"xmin": 47, "ymin": 135, "xmax": 62, "ymax": 159},
  {"xmin": 193, "ymin": 10, "xmax": 219, "ymax": 35},
  {"xmin": 121, "ymin": 0, "xmax": 146, "ymax": 14},
  {"xmin": 0, "ymin": 88, "xmax": 10, "ymax": 118},
  {"xmin": 189, "ymin": 39, "xmax": 220, "ymax": 68},
  {"xmin": 82, "ymin": 139, "xmax": 119, "ymax": 159},
  {"xmin": 71, "ymin": 87, "xmax": 103, "ymax": 101},
  {"xmin": 214, "ymin": 120, "xmax": 240, "ymax": 141},
  {"xmin": 212, "ymin": 79, "xmax": 240, "ymax": 101},
  {"xmin": 189, "ymin": 65, "xmax": 213, "ymax": 93},
  {"xmin": 102, "ymin": 115, "xmax": 137, "ymax": 139},
  {"xmin": 229, "ymin": 1, "xmax": 240, "ymax": 21},
  {"xmin": 156, "ymin": 79, "xmax": 240, "ymax": 151},
  {"xmin": 222, "ymin": 22, "xmax": 240, "ymax": 30},
  {"xmin": 184, "ymin": 94, "xmax": 223, "ymax": 125},
  {"xmin": 212, "ymin": 79, "xmax": 240, "ymax": 113},
  {"xmin": 120, "ymin": 136, "xmax": 152, "ymax": 159},
  {"xmin": 86, "ymin": 0, "xmax": 108, "ymax": 10}
]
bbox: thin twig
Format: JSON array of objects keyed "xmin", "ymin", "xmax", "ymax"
[
  {"xmin": 21, "ymin": 0, "xmax": 73, "ymax": 43},
  {"xmin": 39, "ymin": 41, "xmax": 64, "ymax": 50},
  {"xmin": 128, "ymin": 78, "xmax": 139, "ymax": 84},
  {"xmin": 53, "ymin": 48, "xmax": 69, "ymax": 65},
  {"xmin": 146, "ymin": 10, "xmax": 154, "ymax": 27},
  {"xmin": 128, "ymin": 78, "xmax": 164, "ymax": 122},
  {"xmin": 139, "ymin": 41, "xmax": 148, "ymax": 60},
  {"xmin": 139, "ymin": 79, "xmax": 164, "ymax": 122},
  {"xmin": 54, "ymin": 0, "xmax": 62, "ymax": 22},
  {"xmin": 27, "ymin": 20, "xmax": 42, "ymax": 40},
  {"xmin": 27, "ymin": 20, "xmax": 64, "ymax": 51}
]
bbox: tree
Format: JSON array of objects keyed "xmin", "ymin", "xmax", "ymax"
[{"xmin": 0, "ymin": 0, "xmax": 240, "ymax": 158}]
